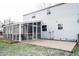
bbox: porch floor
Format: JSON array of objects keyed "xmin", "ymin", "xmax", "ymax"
[{"xmin": 22, "ymin": 40, "xmax": 76, "ymax": 52}]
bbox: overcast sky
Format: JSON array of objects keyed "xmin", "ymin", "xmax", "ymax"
[
  {"xmin": 0, "ymin": 0, "xmax": 57, "ymax": 23},
  {"xmin": 0, "ymin": 0, "xmax": 78, "ymax": 23}
]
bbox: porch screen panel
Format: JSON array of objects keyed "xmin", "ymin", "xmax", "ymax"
[{"xmin": 37, "ymin": 22, "xmax": 41, "ymax": 39}]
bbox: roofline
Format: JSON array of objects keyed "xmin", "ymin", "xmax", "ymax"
[
  {"xmin": 23, "ymin": 20, "xmax": 42, "ymax": 24},
  {"xmin": 3, "ymin": 22, "xmax": 23, "ymax": 27},
  {"xmin": 3, "ymin": 20, "xmax": 42, "ymax": 27},
  {"xmin": 23, "ymin": 3, "xmax": 66, "ymax": 16}
]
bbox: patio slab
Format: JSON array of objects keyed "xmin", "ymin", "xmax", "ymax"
[{"xmin": 22, "ymin": 40, "xmax": 76, "ymax": 52}]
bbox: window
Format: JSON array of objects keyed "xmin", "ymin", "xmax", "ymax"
[
  {"xmin": 32, "ymin": 16, "xmax": 35, "ymax": 18},
  {"xmin": 47, "ymin": 9, "xmax": 51, "ymax": 15},
  {"xmin": 47, "ymin": 11, "xmax": 51, "ymax": 15},
  {"xmin": 42, "ymin": 25, "xmax": 47, "ymax": 31},
  {"xmin": 58, "ymin": 24, "xmax": 63, "ymax": 30}
]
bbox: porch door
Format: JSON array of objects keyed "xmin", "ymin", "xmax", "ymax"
[
  {"xmin": 33, "ymin": 23, "xmax": 37, "ymax": 40},
  {"xmin": 33, "ymin": 22, "xmax": 41, "ymax": 40},
  {"xmin": 28, "ymin": 23, "xmax": 32, "ymax": 39}
]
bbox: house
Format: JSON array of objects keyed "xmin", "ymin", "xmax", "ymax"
[{"xmin": 3, "ymin": 3, "xmax": 79, "ymax": 42}]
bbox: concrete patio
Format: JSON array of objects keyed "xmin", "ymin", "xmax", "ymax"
[{"xmin": 22, "ymin": 40, "xmax": 77, "ymax": 52}]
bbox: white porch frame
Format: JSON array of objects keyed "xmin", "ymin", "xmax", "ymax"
[{"xmin": 19, "ymin": 23, "xmax": 21, "ymax": 42}]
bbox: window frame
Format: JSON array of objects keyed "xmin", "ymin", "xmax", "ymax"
[
  {"xmin": 47, "ymin": 9, "xmax": 51, "ymax": 15},
  {"xmin": 32, "ymin": 16, "xmax": 35, "ymax": 18},
  {"xmin": 42, "ymin": 25, "xmax": 47, "ymax": 31},
  {"xmin": 58, "ymin": 24, "xmax": 63, "ymax": 30}
]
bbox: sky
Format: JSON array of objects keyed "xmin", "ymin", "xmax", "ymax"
[
  {"xmin": 0, "ymin": 0, "xmax": 57, "ymax": 23},
  {"xmin": 0, "ymin": 0, "xmax": 78, "ymax": 23}
]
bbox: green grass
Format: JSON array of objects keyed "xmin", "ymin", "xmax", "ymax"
[
  {"xmin": 0, "ymin": 39, "xmax": 79, "ymax": 56},
  {"xmin": 0, "ymin": 38, "xmax": 19, "ymax": 44}
]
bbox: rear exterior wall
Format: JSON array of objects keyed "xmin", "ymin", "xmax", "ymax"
[{"xmin": 23, "ymin": 3, "xmax": 79, "ymax": 41}]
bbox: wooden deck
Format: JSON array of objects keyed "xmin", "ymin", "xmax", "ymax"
[{"xmin": 22, "ymin": 40, "xmax": 76, "ymax": 52}]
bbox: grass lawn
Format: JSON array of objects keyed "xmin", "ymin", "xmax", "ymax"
[{"xmin": 0, "ymin": 39, "xmax": 79, "ymax": 56}]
